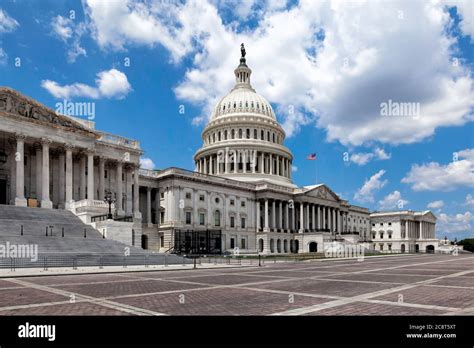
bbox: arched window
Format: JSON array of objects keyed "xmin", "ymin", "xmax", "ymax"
[
  {"xmin": 246, "ymin": 129, "xmax": 250, "ymax": 139},
  {"xmin": 218, "ymin": 132, "xmax": 221, "ymax": 141},
  {"xmin": 238, "ymin": 129, "xmax": 242, "ymax": 139},
  {"xmin": 224, "ymin": 130, "xmax": 228, "ymax": 140},
  {"xmin": 254, "ymin": 129, "xmax": 257, "ymax": 139},
  {"xmin": 267, "ymin": 131, "xmax": 270, "ymax": 141},
  {"xmin": 245, "ymin": 101, "xmax": 248, "ymax": 108},
  {"xmin": 261, "ymin": 130, "xmax": 264, "ymax": 140},
  {"xmin": 273, "ymin": 133, "xmax": 275, "ymax": 143},
  {"xmin": 213, "ymin": 133, "xmax": 216, "ymax": 143},
  {"xmin": 214, "ymin": 210, "xmax": 221, "ymax": 226},
  {"xmin": 231, "ymin": 129, "xmax": 235, "ymax": 139}
]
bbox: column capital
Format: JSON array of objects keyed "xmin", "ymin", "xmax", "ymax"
[
  {"xmin": 85, "ymin": 146, "xmax": 96, "ymax": 155},
  {"xmin": 40, "ymin": 137, "xmax": 52, "ymax": 145},
  {"xmin": 14, "ymin": 133, "xmax": 27, "ymax": 141},
  {"xmin": 63, "ymin": 143, "xmax": 75, "ymax": 151}
]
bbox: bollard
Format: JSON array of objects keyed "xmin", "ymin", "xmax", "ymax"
[
  {"xmin": 62, "ymin": 227, "xmax": 64, "ymax": 238},
  {"xmin": 193, "ymin": 257, "xmax": 196, "ymax": 269},
  {"xmin": 258, "ymin": 254, "xmax": 261, "ymax": 267},
  {"xmin": 45, "ymin": 226, "xmax": 48, "ymax": 236},
  {"xmin": 20, "ymin": 225, "xmax": 23, "ymax": 236},
  {"xmin": 84, "ymin": 228, "xmax": 87, "ymax": 238}
]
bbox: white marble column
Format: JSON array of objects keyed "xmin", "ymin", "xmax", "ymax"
[
  {"xmin": 242, "ymin": 152, "xmax": 246, "ymax": 173},
  {"xmin": 276, "ymin": 155, "xmax": 280, "ymax": 176},
  {"xmin": 260, "ymin": 153, "xmax": 264, "ymax": 174},
  {"xmin": 216, "ymin": 154, "xmax": 220, "ymax": 175},
  {"xmin": 317, "ymin": 205, "xmax": 321, "ymax": 230},
  {"xmin": 58, "ymin": 150, "xmax": 65, "ymax": 208},
  {"xmin": 155, "ymin": 188, "xmax": 160, "ymax": 225},
  {"xmin": 278, "ymin": 201, "xmax": 283, "ymax": 231},
  {"xmin": 271, "ymin": 200, "xmax": 276, "ymax": 231},
  {"xmin": 311, "ymin": 204, "xmax": 315, "ymax": 231},
  {"xmin": 269, "ymin": 154, "xmax": 273, "ymax": 175},
  {"xmin": 133, "ymin": 165, "xmax": 141, "ymax": 219},
  {"xmin": 65, "ymin": 144, "xmax": 74, "ymax": 209},
  {"xmin": 203, "ymin": 156, "xmax": 207, "ymax": 174},
  {"xmin": 209, "ymin": 156, "xmax": 213, "ymax": 175},
  {"xmin": 306, "ymin": 203, "xmax": 310, "ymax": 230},
  {"xmin": 14, "ymin": 133, "xmax": 27, "ymax": 206},
  {"xmin": 256, "ymin": 200, "xmax": 261, "ymax": 231},
  {"xmin": 299, "ymin": 202, "xmax": 304, "ymax": 233},
  {"xmin": 322, "ymin": 206, "xmax": 326, "ymax": 230},
  {"xmin": 98, "ymin": 156, "xmax": 105, "ymax": 200},
  {"xmin": 40, "ymin": 137, "xmax": 52, "ymax": 209},
  {"xmin": 35, "ymin": 144, "xmax": 42, "ymax": 200},
  {"xmin": 86, "ymin": 148, "xmax": 95, "ymax": 200},
  {"xmin": 264, "ymin": 199, "xmax": 269, "ymax": 232},
  {"xmin": 234, "ymin": 151, "xmax": 238, "ymax": 173},
  {"xmin": 146, "ymin": 187, "xmax": 152, "ymax": 226},
  {"xmin": 116, "ymin": 161, "xmax": 124, "ymax": 215},
  {"xmin": 79, "ymin": 154, "xmax": 86, "ymax": 200},
  {"xmin": 291, "ymin": 201, "xmax": 295, "ymax": 231}
]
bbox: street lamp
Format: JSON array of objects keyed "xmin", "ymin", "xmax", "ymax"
[{"xmin": 104, "ymin": 191, "xmax": 115, "ymax": 220}]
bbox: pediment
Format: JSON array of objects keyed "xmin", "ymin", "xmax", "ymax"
[
  {"xmin": 303, "ymin": 184, "xmax": 340, "ymax": 202},
  {"xmin": 0, "ymin": 87, "xmax": 95, "ymax": 135}
]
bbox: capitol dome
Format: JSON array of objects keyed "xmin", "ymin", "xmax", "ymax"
[{"xmin": 194, "ymin": 44, "xmax": 295, "ymax": 187}]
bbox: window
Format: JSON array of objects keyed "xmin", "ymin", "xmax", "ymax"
[
  {"xmin": 230, "ymin": 199, "xmax": 235, "ymax": 206},
  {"xmin": 199, "ymin": 213, "xmax": 205, "ymax": 225},
  {"xmin": 160, "ymin": 211, "xmax": 165, "ymax": 222},
  {"xmin": 214, "ymin": 211, "xmax": 221, "ymax": 226},
  {"xmin": 241, "ymin": 201, "xmax": 246, "ymax": 207},
  {"xmin": 230, "ymin": 216, "xmax": 235, "ymax": 228},
  {"xmin": 104, "ymin": 170, "xmax": 108, "ymax": 179},
  {"xmin": 380, "ymin": 244, "xmax": 384, "ymax": 251},
  {"xmin": 380, "ymin": 222, "xmax": 384, "ymax": 226},
  {"xmin": 388, "ymin": 222, "xmax": 392, "ymax": 226},
  {"xmin": 199, "ymin": 195, "xmax": 205, "ymax": 201},
  {"xmin": 388, "ymin": 244, "xmax": 392, "ymax": 251},
  {"xmin": 241, "ymin": 217, "xmax": 246, "ymax": 228},
  {"xmin": 185, "ymin": 192, "xmax": 191, "ymax": 199},
  {"xmin": 380, "ymin": 233, "xmax": 384, "ymax": 239},
  {"xmin": 241, "ymin": 238, "xmax": 246, "ymax": 249},
  {"xmin": 215, "ymin": 197, "xmax": 220, "ymax": 204},
  {"xmin": 160, "ymin": 192, "xmax": 164, "ymax": 198},
  {"xmin": 185, "ymin": 212, "xmax": 191, "ymax": 224},
  {"xmin": 230, "ymin": 238, "xmax": 235, "ymax": 249},
  {"xmin": 388, "ymin": 233, "xmax": 392, "ymax": 239}
]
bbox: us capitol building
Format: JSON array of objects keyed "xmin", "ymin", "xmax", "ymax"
[{"xmin": 0, "ymin": 45, "xmax": 438, "ymax": 255}]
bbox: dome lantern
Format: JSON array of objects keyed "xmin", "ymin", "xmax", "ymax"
[{"xmin": 233, "ymin": 43, "xmax": 252, "ymax": 89}]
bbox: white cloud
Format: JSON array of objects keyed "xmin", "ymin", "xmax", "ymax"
[
  {"xmin": 0, "ymin": 9, "xmax": 18, "ymax": 66},
  {"xmin": 51, "ymin": 15, "xmax": 87, "ymax": 63},
  {"xmin": 0, "ymin": 9, "xmax": 18, "ymax": 33},
  {"xmin": 350, "ymin": 147, "xmax": 391, "ymax": 165},
  {"xmin": 378, "ymin": 190, "xmax": 408, "ymax": 210},
  {"xmin": 437, "ymin": 211, "xmax": 473, "ymax": 234},
  {"xmin": 453, "ymin": 0, "xmax": 474, "ymax": 41},
  {"xmin": 427, "ymin": 200, "xmax": 444, "ymax": 209},
  {"xmin": 41, "ymin": 69, "xmax": 132, "ymax": 99},
  {"xmin": 140, "ymin": 157, "xmax": 155, "ymax": 170},
  {"xmin": 354, "ymin": 169, "xmax": 387, "ymax": 203},
  {"xmin": 0, "ymin": 47, "xmax": 6, "ymax": 65},
  {"xmin": 465, "ymin": 193, "xmax": 474, "ymax": 208},
  {"xmin": 81, "ymin": 1, "xmax": 474, "ymax": 145},
  {"xmin": 402, "ymin": 148, "xmax": 474, "ymax": 191}
]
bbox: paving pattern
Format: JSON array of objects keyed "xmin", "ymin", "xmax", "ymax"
[{"xmin": 0, "ymin": 254, "xmax": 473, "ymax": 315}]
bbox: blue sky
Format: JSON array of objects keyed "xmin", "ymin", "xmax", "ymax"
[{"xmin": 0, "ymin": 0, "xmax": 473, "ymax": 240}]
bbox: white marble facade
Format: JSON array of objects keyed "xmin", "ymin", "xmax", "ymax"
[{"xmin": 0, "ymin": 49, "xmax": 437, "ymax": 254}]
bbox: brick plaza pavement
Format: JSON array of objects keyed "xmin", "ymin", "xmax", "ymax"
[{"xmin": 0, "ymin": 254, "xmax": 472, "ymax": 316}]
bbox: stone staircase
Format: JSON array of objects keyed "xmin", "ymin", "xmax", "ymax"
[{"xmin": 0, "ymin": 205, "xmax": 189, "ymax": 267}]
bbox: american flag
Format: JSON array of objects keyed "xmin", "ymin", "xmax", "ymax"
[{"xmin": 307, "ymin": 153, "xmax": 317, "ymax": 160}]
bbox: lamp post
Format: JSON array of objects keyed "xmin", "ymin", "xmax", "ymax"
[{"xmin": 104, "ymin": 190, "xmax": 115, "ymax": 220}]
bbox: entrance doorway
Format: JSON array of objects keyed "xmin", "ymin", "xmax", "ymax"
[
  {"xmin": 426, "ymin": 245, "xmax": 435, "ymax": 253},
  {"xmin": 0, "ymin": 179, "xmax": 6, "ymax": 205},
  {"xmin": 309, "ymin": 242, "xmax": 318, "ymax": 253}
]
